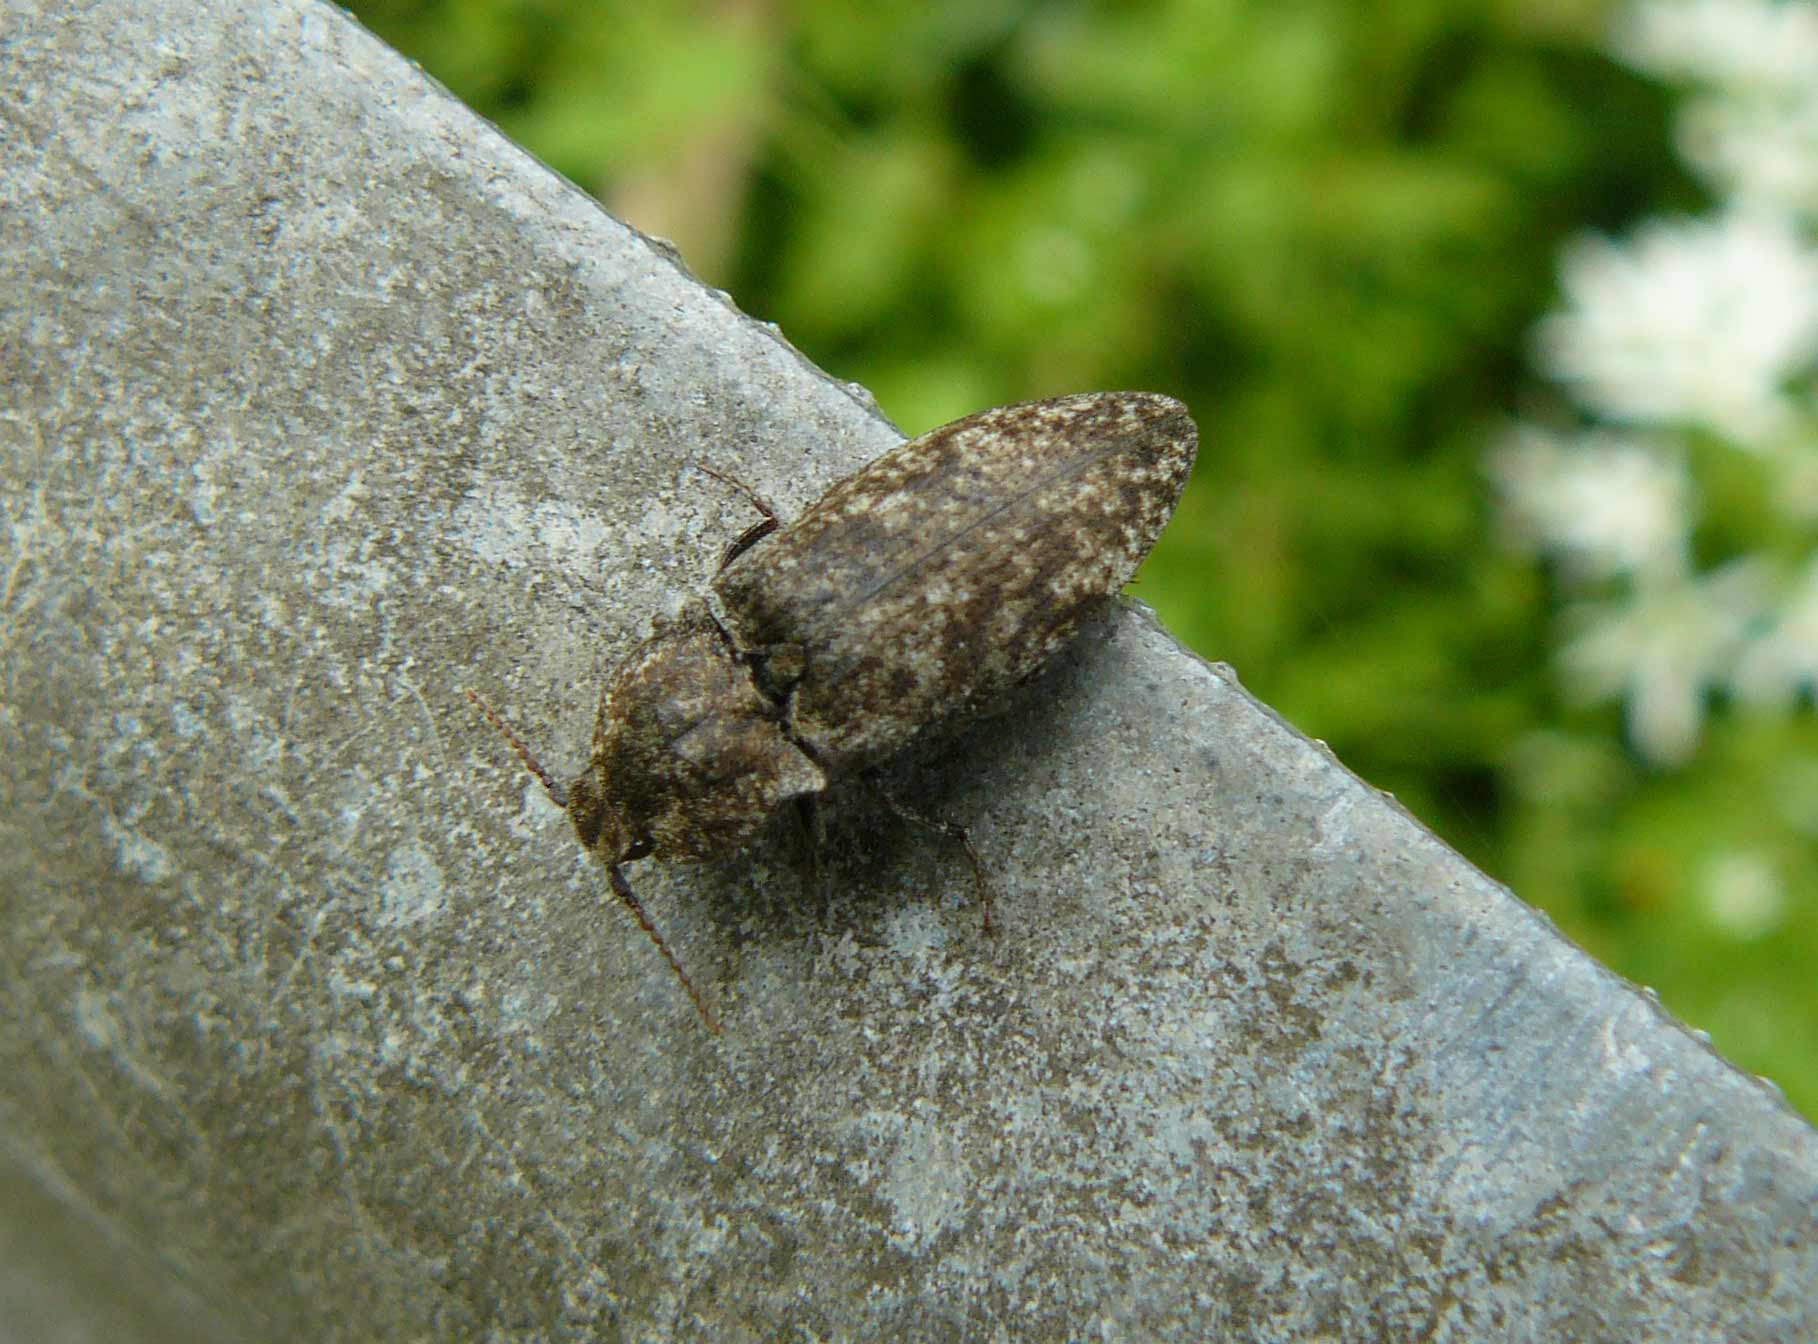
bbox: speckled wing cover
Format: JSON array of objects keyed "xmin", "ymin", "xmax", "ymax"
[{"xmin": 711, "ymin": 392, "xmax": 1198, "ymax": 771}]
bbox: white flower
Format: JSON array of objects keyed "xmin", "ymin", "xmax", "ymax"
[
  {"xmin": 1700, "ymin": 848, "xmax": 1789, "ymax": 939},
  {"xmin": 1677, "ymin": 93, "xmax": 1818, "ymax": 215},
  {"xmin": 1537, "ymin": 212, "xmax": 1818, "ymax": 442},
  {"xmin": 1733, "ymin": 553, "xmax": 1818, "ymax": 706},
  {"xmin": 1491, "ymin": 425, "xmax": 1692, "ymax": 582},
  {"xmin": 1618, "ymin": 0, "xmax": 1818, "ymax": 100},
  {"xmin": 1560, "ymin": 561, "xmax": 1771, "ymax": 763},
  {"xmin": 1618, "ymin": 0, "xmax": 1818, "ymax": 213}
]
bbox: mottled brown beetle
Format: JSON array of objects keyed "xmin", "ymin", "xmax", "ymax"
[{"xmin": 470, "ymin": 392, "xmax": 1198, "ymax": 1032}]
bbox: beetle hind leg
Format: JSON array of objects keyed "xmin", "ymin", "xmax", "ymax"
[{"xmin": 865, "ymin": 782, "xmax": 996, "ymax": 933}]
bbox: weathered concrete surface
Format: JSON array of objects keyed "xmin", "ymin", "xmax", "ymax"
[{"xmin": 1, "ymin": 0, "xmax": 1814, "ymax": 1339}]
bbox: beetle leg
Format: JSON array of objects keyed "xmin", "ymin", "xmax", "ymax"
[
  {"xmin": 792, "ymin": 793, "xmax": 830, "ymax": 932},
  {"xmin": 694, "ymin": 461, "xmax": 782, "ymax": 571},
  {"xmin": 866, "ymin": 782, "xmax": 996, "ymax": 934}
]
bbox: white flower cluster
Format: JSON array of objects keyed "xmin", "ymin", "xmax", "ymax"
[
  {"xmin": 1538, "ymin": 213, "xmax": 1818, "ymax": 441},
  {"xmin": 1619, "ymin": 0, "xmax": 1818, "ymax": 214},
  {"xmin": 1493, "ymin": 0, "xmax": 1818, "ymax": 767}
]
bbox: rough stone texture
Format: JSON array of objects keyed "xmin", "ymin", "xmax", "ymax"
[{"xmin": 1, "ymin": 1, "xmax": 1814, "ymax": 1340}]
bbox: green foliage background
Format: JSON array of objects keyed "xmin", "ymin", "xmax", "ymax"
[{"xmin": 348, "ymin": 0, "xmax": 1814, "ymax": 1119}]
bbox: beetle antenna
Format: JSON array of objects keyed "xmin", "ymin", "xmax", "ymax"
[
  {"xmin": 465, "ymin": 689, "xmax": 569, "ymax": 808},
  {"xmin": 610, "ymin": 865, "xmax": 722, "ymax": 1034}
]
